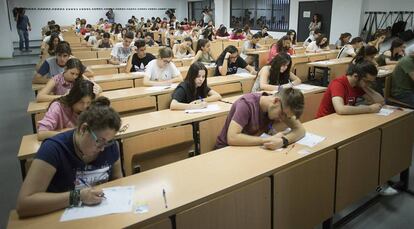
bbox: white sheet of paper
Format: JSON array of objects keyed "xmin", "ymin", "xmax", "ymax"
[
  {"xmin": 60, "ymin": 186, "xmax": 134, "ymax": 222},
  {"xmin": 378, "ymin": 69, "xmax": 388, "ymax": 75},
  {"xmin": 377, "ymin": 108, "xmax": 394, "ymax": 116},
  {"xmin": 294, "ymin": 84, "xmax": 319, "ymax": 91},
  {"xmin": 119, "ymin": 63, "xmax": 127, "ymax": 67},
  {"xmin": 185, "ymin": 104, "xmax": 220, "ymax": 114},
  {"xmin": 145, "ymin": 86, "xmax": 171, "ymax": 91},
  {"xmin": 296, "ymin": 132, "xmax": 326, "ymax": 148},
  {"xmin": 237, "ymin": 72, "xmax": 253, "ymax": 77}
]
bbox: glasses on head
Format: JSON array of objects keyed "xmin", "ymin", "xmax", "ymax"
[{"xmin": 89, "ymin": 128, "xmax": 115, "ymax": 148}]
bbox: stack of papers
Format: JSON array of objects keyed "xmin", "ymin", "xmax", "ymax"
[
  {"xmin": 294, "ymin": 84, "xmax": 319, "ymax": 91},
  {"xmin": 185, "ymin": 104, "xmax": 220, "ymax": 113},
  {"xmin": 377, "ymin": 108, "xmax": 394, "ymax": 116},
  {"xmin": 60, "ymin": 186, "xmax": 135, "ymax": 222}
]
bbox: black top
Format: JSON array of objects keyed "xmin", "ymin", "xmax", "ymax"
[
  {"xmin": 130, "ymin": 53, "xmax": 156, "ymax": 72},
  {"xmin": 172, "ymin": 81, "xmax": 211, "ymax": 103},
  {"xmin": 215, "ymin": 56, "xmax": 248, "ymax": 76}
]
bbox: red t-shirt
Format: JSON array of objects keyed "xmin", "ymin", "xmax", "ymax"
[{"xmin": 316, "ymin": 75, "xmax": 365, "ymax": 118}]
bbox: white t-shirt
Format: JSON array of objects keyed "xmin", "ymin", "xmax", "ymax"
[
  {"xmin": 43, "ymin": 34, "xmax": 64, "ymax": 43},
  {"xmin": 111, "ymin": 42, "xmax": 132, "ymax": 63},
  {"xmin": 303, "ymin": 35, "xmax": 315, "ymax": 47},
  {"xmin": 306, "ymin": 41, "xmax": 321, "ymax": 52},
  {"xmin": 145, "ymin": 59, "xmax": 180, "ymax": 81},
  {"xmin": 337, "ymin": 44, "xmax": 355, "ymax": 58},
  {"xmin": 241, "ymin": 41, "xmax": 261, "ymax": 59}
]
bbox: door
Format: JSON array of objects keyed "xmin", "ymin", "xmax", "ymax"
[{"xmin": 297, "ymin": 0, "xmax": 332, "ymax": 42}]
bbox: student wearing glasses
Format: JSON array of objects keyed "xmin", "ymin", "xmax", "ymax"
[
  {"xmin": 215, "ymin": 45, "xmax": 257, "ymax": 76},
  {"xmin": 143, "ymin": 47, "xmax": 183, "ymax": 86},
  {"xmin": 17, "ymin": 96, "xmax": 122, "ymax": 217},
  {"xmin": 215, "ymin": 88, "xmax": 305, "ymax": 150},
  {"xmin": 316, "ymin": 60, "xmax": 384, "ymax": 118}
]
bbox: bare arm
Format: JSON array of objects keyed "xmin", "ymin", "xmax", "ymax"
[
  {"xmin": 36, "ymin": 79, "xmax": 59, "ymax": 102},
  {"xmin": 83, "ymin": 67, "xmax": 94, "ymax": 77},
  {"xmin": 218, "ymin": 59, "xmax": 229, "ymax": 76},
  {"xmin": 32, "ymin": 73, "xmax": 50, "ymax": 84},
  {"xmin": 362, "ymin": 86, "xmax": 385, "ymax": 105},
  {"xmin": 125, "ymin": 52, "xmax": 134, "ymax": 73},
  {"xmin": 111, "ymin": 159, "xmax": 123, "ymax": 179},
  {"xmin": 109, "ymin": 56, "xmax": 120, "ymax": 65},
  {"xmin": 191, "ymin": 50, "xmax": 203, "ymax": 64},
  {"xmin": 245, "ymin": 65, "xmax": 257, "ymax": 75},
  {"xmin": 332, "ymin": 96, "xmax": 381, "ymax": 115},
  {"xmin": 258, "ymin": 67, "xmax": 278, "ymax": 91},
  {"xmin": 227, "ymin": 120, "xmax": 269, "ymax": 146}
]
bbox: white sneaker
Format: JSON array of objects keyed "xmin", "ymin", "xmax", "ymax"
[{"xmin": 377, "ymin": 185, "xmax": 399, "ymax": 196}]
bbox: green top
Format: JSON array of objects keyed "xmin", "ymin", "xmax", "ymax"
[
  {"xmin": 198, "ymin": 52, "xmax": 214, "ymax": 63},
  {"xmin": 392, "ymin": 56, "xmax": 414, "ymax": 97}
]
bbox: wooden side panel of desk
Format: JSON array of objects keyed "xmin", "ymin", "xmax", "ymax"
[
  {"xmin": 98, "ymin": 80, "xmax": 134, "ymax": 91},
  {"xmin": 82, "ymin": 59, "xmax": 108, "ymax": 66},
  {"xmin": 176, "ymin": 177, "xmax": 271, "ymax": 229},
  {"xmin": 134, "ymin": 78, "xmax": 144, "ymax": 87},
  {"xmin": 335, "ymin": 130, "xmax": 381, "ymax": 212},
  {"xmin": 199, "ymin": 115, "xmax": 227, "ymax": 154},
  {"xmin": 122, "ymin": 124, "xmax": 194, "ymax": 175},
  {"xmin": 293, "ymin": 63, "xmax": 309, "ymax": 82},
  {"xmin": 142, "ymin": 219, "xmax": 172, "ymax": 229},
  {"xmin": 92, "ymin": 68, "xmax": 119, "ymax": 76},
  {"xmin": 330, "ymin": 64, "xmax": 349, "ymax": 81},
  {"xmin": 73, "ymin": 51, "xmax": 97, "ymax": 59},
  {"xmin": 308, "ymin": 55, "xmax": 327, "ymax": 62},
  {"xmin": 210, "ymin": 41, "xmax": 223, "ymax": 60},
  {"xmin": 241, "ymin": 79, "xmax": 254, "ymax": 94},
  {"xmin": 300, "ymin": 91, "xmax": 324, "ymax": 122},
  {"xmin": 379, "ymin": 115, "xmax": 414, "ymax": 184},
  {"xmin": 273, "ymin": 149, "xmax": 336, "ymax": 229},
  {"xmin": 97, "ymin": 50, "xmax": 112, "ymax": 59},
  {"xmin": 210, "ymin": 83, "xmax": 243, "ymax": 97},
  {"xmin": 157, "ymin": 93, "xmax": 173, "ymax": 110},
  {"xmin": 111, "ymin": 96, "xmax": 157, "ymax": 113}
]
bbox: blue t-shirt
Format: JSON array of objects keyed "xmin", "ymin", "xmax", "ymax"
[
  {"xmin": 35, "ymin": 130, "xmax": 119, "ymax": 193},
  {"xmin": 17, "ymin": 15, "xmax": 30, "ymax": 31}
]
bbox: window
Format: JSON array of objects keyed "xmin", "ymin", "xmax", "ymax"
[
  {"xmin": 230, "ymin": 0, "xmax": 290, "ymax": 32},
  {"xmin": 188, "ymin": 0, "xmax": 215, "ymax": 23}
]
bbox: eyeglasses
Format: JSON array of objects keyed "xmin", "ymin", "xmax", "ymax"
[
  {"xmin": 162, "ymin": 59, "xmax": 171, "ymax": 64},
  {"xmin": 89, "ymin": 128, "xmax": 115, "ymax": 148}
]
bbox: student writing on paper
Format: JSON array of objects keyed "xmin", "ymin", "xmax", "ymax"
[
  {"xmin": 391, "ymin": 44, "xmax": 414, "ymax": 107},
  {"xmin": 352, "ymin": 45, "xmax": 379, "ymax": 66},
  {"xmin": 34, "ymin": 41, "xmax": 94, "ymax": 84},
  {"xmin": 17, "ymin": 97, "xmax": 123, "ymax": 217},
  {"xmin": 36, "ymin": 58, "xmax": 101, "ymax": 102},
  {"xmin": 172, "ymin": 37, "xmax": 195, "ymax": 59},
  {"xmin": 252, "ymin": 53, "xmax": 301, "ymax": 92},
  {"xmin": 286, "ymin": 30, "xmax": 297, "ymax": 46},
  {"xmin": 191, "ymin": 39, "xmax": 215, "ymax": 64},
  {"xmin": 316, "ymin": 60, "xmax": 384, "ymax": 118},
  {"xmin": 170, "ymin": 62, "xmax": 221, "ymax": 110},
  {"xmin": 376, "ymin": 38, "xmax": 405, "ymax": 66},
  {"xmin": 267, "ymin": 35, "xmax": 295, "ymax": 64},
  {"xmin": 94, "ymin": 32, "xmax": 114, "ymax": 49},
  {"xmin": 37, "ymin": 80, "xmax": 97, "ymax": 141},
  {"xmin": 109, "ymin": 31, "xmax": 134, "ymax": 65},
  {"xmin": 337, "ymin": 37, "xmax": 364, "ymax": 59},
  {"xmin": 215, "ymin": 88, "xmax": 305, "ymax": 150},
  {"xmin": 215, "ymin": 45, "xmax": 257, "ymax": 76},
  {"xmin": 125, "ymin": 39, "xmax": 156, "ymax": 73},
  {"xmin": 335, "ymin": 32, "xmax": 352, "ymax": 49},
  {"xmin": 240, "ymin": 33, "xmax": 264, "ymax": 69},
  {"xmin": 306, "ymin": 34, "xmax": 330, "ymax": 53},
  {"xmin": 143, "ymin": 47, "xmax": 183, "ymax": 86}
]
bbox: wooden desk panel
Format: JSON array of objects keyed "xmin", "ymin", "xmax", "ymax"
[
  {"xmin": 274, "ymin": 149, "xmax": 336, "ymax": 229},
  {"xmin": 111, "ymin": 96, "xmax": 156, "ymax": 113},
  {"xmin": 300, "ymin": 91, "xmax": 325, "ymax": 122},
  {"xmin": 380, "ymin": 115, "xmax": 414, "ymax": 184},
  {"xmin": 98, "ymin": 80, "xmax": 134, "ymax": 91},
  {"xmin": 210, "ymin": 83, "xmax": 243, "ymax": 96},
  {"xmin": 176, "ymin": 177, "xmax": 271, "ymax": 229},
  {"xmin": 335, "ymin": 130, "xmax": 381, "ymax": 212},
  {"xmin": 72, "ymin": 51, "xmax": 97, "ymax": 59},
  {"xmin": 199, "ymin": 115, "xmax": 227, "ymax": 154},
  {"xmin": 142, "ymin": 219, "xmax": 172, "ymax": 229},
  {"xmin": 91, "ymin": 68, "xmax": 119, "ymax": 76}
]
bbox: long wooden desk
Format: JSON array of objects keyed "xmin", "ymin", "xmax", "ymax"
[
  {"xmin": 19, "ymin": 84, "xmax": 324, "ymax": 177},
  {"xmin": 9, "ymin": 108, "xmax": 414, "ymax": 229},
  {"xmin": 291, "ymin": 50, "xmax": 340, "ymax": 82},
  {"xmin": 307, "ymin": 57, "xmax": 353, "ymax": 86}
]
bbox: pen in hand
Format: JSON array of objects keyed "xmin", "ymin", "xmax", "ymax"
[
  {"xmin": 162, "ymin": 189, "xmax": 168, "ymax": 208},
  {"xmin": 79, "ymin": 177, "xmax": 106, "ymax": 199}
]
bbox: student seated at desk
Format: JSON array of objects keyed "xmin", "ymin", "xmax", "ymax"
[
  {"xmin": 215, "ymin": 24, "xmax": 230, "ymax": 39},
  {"xmin": 191, "ymin": 38, "xmax": 215, "ymax": 64},
  {"xmin": 286, "ymin": 29, "xmax": 297, "ymax": 46},
  {"xmin": 376, "ymin": 38, "xmax": 405, "ymax": 66},
  {"xmin": 17, "ymin": 97, "xmax": 122, "ymax": 217},
  {"xmin": 173, "ymin": 37, "xmax": 195, "ymax": 58},
  {"xmin": 144, "ymin": 32, "xmax": 159, "ymax": 47},
  {"xmin": 215, "ymin": 45, "xmax": 257, "ymax": 76},
  {"xmin": 337, "ymin": 37, "xmax": 364, "ymax": 58},
  {"xmin": 144, "ymin": 47, "xmax": 183, "ymax": 86},
  {"xmin": 109, "ymin": 31, "xmax": 134, "ymax": 65},
  {"xmin": 41, "ymin": 33, "xmax": 61, "ymax": 57},
  {"xmin": 252, "ymin": 53, "xmax": 301, "ymax": 92},
  {"xmin": 256, "ymin": 25, "xmax": 273, "ymax": 39},
  {"xmin": 240, "ymin": 33, "xmax": 264, "ymax": 68},
  {"xmin": 303, "ymin": 29, "xmax": 321, "ymax": 47},
  {"xmin": 200, "ymin": 26, "xmax": 215, "ymax": 41},
  {"xmin": 215, "ymin": 88, "xmax": 305, "ymax": 150},
  {"xmin": 368, "ymin": 29, "xmax": 386, "ymax": 52},
  {"xmin": 268, "ymin": 35, "xmax": 295, "ymax": 63},
  {"xmin": 351, "ymin": 45, "xmax": 379, "ymax": 65},
  {"xmin": 94, "ymin": 32, "xmax": 113, "ymax": 49},
  {"xmin": 391, "ymin": 44, "xmax": 414, "ymax": 107},
  {"xmin": 37, "ymin": 58, "xmax": 101, "ymax": 102},
  {"xmin": 37, "ymin": 80, "xmax": 96, "ymax": 141},
  {"xmin": 316, "ymin": 60, "xmax": 384, "ymax": 118},
  {"xmin": 306, "ymin": 34, "xmax": 330, "ymax": 53},
  {"xmin": 34, "ymin": 41, "xmax": 94, "ymax": 84},
  {"xmin": 126, "ymin": 39, "xmax": 156, "ymax": 73},
  {"xmin": 229, "ymin": 28, "xmax": 246, "ymax": 40},
  {"xmin": 335, "ymin": 32, "xmax": 352, "ymax": 49},
  {"xmin": 170, "ymin": 62, "xmax": 221, "ymax": 110}
]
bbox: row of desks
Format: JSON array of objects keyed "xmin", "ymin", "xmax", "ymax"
[
  {"xmin": 19, "ymin": 85, "xmax": 327, "ymax": 177},
  {"xmin": 9, "ymin": 106, "xmax": 414, "ymax": 229}
]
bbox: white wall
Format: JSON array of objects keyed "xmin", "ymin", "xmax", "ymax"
[
  {"xmin": 7, "ymin": 0, "xmax": 188, "ymax": 41},
  {"xmin": 214, "ymin": 0, "xmax": 230, "ymax": 27},
  {"xmin": 330, "ymin": 0, "xmax": 364, "ymax": 43},
  {"xmin": 0, "ymin": 0, "xmax": 13, "ymax": 58}
]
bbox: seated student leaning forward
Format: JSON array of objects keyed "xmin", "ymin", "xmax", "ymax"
[
  {"xmin": 16, "ymin": 97, "xmax": 122, "ymax": 218},
  {"xmin": 215, "ymin": 88, "xmax": 306, "ymax": 150},
  {"xmin": 143, "ymin": 47, "xmax": 183, "ymax": 86},
  {"xmin": 215, "ymin": 45, "xmax": 257, "ymax": 76},
  {"xmin": 170, "ymin": 62, "xmax": 222, "ymax": 110},
  {"xmin": 316, "ymin": 60, "xmax": 384, "ymax": 118}
]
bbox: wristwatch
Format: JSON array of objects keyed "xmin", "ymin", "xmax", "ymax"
[{"xmin": 281, "ymin": 137, "xmax": 289, "ymax": 148}]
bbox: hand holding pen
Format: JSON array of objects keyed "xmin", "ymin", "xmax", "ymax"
[{"xmin": 79, "ymin": 177, "xmax": 106, "ymax": 205}]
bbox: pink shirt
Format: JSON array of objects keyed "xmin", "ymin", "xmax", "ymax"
[
  {"xmin": 229, "ymin": 33, "xmax": 246, "ymax": 40},
  {"xmin": 38, "ymin": 101, "xmax": 78, "ymax": 131},
  {"xmin": 267, "ymin": 44, "xmax": 296, "ymax": 63},
  {"xmin": 52, "ymin": 73, "xmax": 73, "ymax": 95}
]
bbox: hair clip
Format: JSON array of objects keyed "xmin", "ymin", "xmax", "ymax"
[{"xmin": 119, "ymin": 123, "xmax": 129, "ymax": 133}]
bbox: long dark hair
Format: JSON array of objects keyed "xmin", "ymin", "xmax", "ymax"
[
  {"xmin": 390, "ymin": 38, "xmax": 404, "ymax": 57},
  {"xmin": 47, "ymin": 33, "xmax": 61, "ymax": 55},
  {"xmin": 315, "ymin": 34, "xmax": 329, "ymax": 48},
  {"xmin": 287, "ymin": 30, "xmax": 297, "ymax": 45},
  {"xmin": 78, "ymin": 96, "xmax": 121, "ymax": 132},
  {"xmin": 65, "ymin": 58, "xmax": 86, "ymax": 78},
  {"xmin": 48, "ymin": 80, "xmax": 95, "ymax": 110},
  {"xmin": 185, "ymin": 62, "xmax": 209, "ymax": 98},
  {"xmin": 217, "ymin": 45, "xmax": 238, "ymax": 62},
  {"xmin": 353, "ymin": 45, "xmax": 378, "ymax": 63},
  {"xmin": 276, "ymin": 35, "xmax": 291, "ymax": 53},
  {"xmin": 216, "ymin": 25, "xmax": 229, "ymax": 37},
  {"xmin": 268, "ymin": 53, "xmax": 292, "ymax": 85},
  {"xmin": 195, "ymin": 39, "xmax": 209, "ymax": 53},
  {"xmin": 339, "ymin": 32, "xmax": 352, "ymax": 46}
]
